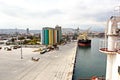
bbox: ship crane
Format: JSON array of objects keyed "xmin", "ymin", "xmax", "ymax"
[
  {"xmin": 77, "ymin": 27, "xmax": 91, "ymax": 47},
  {"xmin": 99, "ymin": 16, "xmax": 120, "ymax": 80},
  {"xmin": 78, "ymin": 32, "xmax": 88, "ymax": 40},
  {"xmin": 78, "ymin": 27, "xmax": 91, "ymax": 40}
]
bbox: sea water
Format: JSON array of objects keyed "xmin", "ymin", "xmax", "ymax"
[{"xmin": 73, "ymin": 38, "xmax": 107, "ymax": 80}]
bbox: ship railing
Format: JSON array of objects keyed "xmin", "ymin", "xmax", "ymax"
[
  {"xmin": 99, "ymin": 39, "xmax": 108, "ymax": 50},
  {"xmin": 99, "ymin": 39, "xmax": 120, "ymax": 54},
  {"xmin": 116, "ymin": 41, "xmax": 120, "ymax": 53}
]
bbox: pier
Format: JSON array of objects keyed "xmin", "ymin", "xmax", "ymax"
[{"xmin": 0, "ymin": 41, "xmax": 77, "ymax": 80}]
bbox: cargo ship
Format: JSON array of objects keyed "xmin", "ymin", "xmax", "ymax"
[{"xmin": 77, "ymin": 32, "xmax": 91, "ymax": 47}]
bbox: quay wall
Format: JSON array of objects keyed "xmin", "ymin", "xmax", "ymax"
[{"xmin": 70, "ymin": 43, "xmax": 77, "ymax": 80}]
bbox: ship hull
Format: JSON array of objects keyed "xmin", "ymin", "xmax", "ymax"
[{"xmin": 78, "ymin": 39, "xmax": 91, "ymax": 47}]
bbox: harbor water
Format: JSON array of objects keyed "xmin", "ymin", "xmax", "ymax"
[{"xmin": 73, "ymin": 38, "xmax": 107, "ymax": 80}]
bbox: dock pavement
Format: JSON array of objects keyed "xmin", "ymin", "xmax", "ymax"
[{"xmin": 0, "ymin": 41, "xmax": 77, "ymax": 80}]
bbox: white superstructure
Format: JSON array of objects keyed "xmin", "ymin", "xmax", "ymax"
[{"xmin": 99, "ymin": 16, "xmax": 120, "ymax": 80}]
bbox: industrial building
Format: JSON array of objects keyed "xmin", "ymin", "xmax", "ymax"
[{"xmin": 41, "ymin": 25, "xmax": 62, "ymax": 45}]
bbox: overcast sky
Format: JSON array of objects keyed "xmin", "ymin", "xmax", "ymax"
[{"xmin": 0, "ymin": 0, "xmax": 120, "ymax": 30}]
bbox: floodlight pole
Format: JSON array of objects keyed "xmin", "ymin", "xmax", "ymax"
[{"xmin": 20, "ymin": 40, "xmax": 23, "ymax": 59}]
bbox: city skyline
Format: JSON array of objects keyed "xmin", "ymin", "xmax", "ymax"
[{"xmin": 0, "ymin": 0, "xmax": 119, "ymax": 30}]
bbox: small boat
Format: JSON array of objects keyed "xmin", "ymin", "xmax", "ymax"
[{"xmin": 77, "ymin": 32, "xmax": 91, "ymax": 47}]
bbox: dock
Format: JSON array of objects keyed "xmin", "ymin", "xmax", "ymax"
[{"xmin": 0, "ymin": 41, "xmax": 77, "ymax": 80}]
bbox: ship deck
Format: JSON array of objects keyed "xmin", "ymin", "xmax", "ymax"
[{"xmin": 99, "ymin": 48, "xmax": 120, "ymax": 54}]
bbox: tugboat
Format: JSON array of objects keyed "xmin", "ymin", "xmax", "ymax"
[{"xmin": 77, "ymin": 32, "xmax": 91, "ymax": 47}]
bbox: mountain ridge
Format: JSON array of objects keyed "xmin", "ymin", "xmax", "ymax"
[{"xmin": 0, "ymin": 27, "xmax": 104, "ymax": 34}]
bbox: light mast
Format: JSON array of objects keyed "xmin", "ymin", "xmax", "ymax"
[{"xmin": 99, "ymin": 16, "xmax": 120, "ymax": 80}]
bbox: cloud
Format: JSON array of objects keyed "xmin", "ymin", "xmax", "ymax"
[
  {"xmin": 0, "ymin": 0, "xmax": 119, "ymax": 29},
  {"xmin": 26, "ymin": 9, "xmax": 64, "ymax": 19},
  {"xmin": 66, "ymin": 0, "xmax": 119, "ymax": 25},
  {"xmin": 0, "ymin": 1, "xmax": 27, "ymax": 18},
  {"xmin": 0, "ymin": 1, "xmax": 64, "ymax": 20}
]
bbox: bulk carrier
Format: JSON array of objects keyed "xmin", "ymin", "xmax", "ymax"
[{"xmin": 77, "ymin": 32, "xmax": 91, "ymax": 47}]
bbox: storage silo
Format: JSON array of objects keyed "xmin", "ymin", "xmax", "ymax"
[
  {"xmin": 42, "ymin": 26, "xmax": 62, "ymax": 45},
  {"xmin": 55, "ymin": 26, "xmax": 62, "ymax": 43},
  {"xmin": 51, "ymin": 29, "xmax": 54, "ymax": 45},
  {"xmin": 44, "ymin": 29, "xmax": 49, "ymax": 45},
  {"xmin": 41, "ymin": 29, "xmax": 45, "ymax": 45},
  {"xmin": 53, "ymin": 29, "xmax": 57, "ymax": 44},
  {"xmin": 49, "ymin": 29, "xmax": 52, "ymax": 45}
]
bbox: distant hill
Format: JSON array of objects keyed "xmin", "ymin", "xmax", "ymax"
[
  {"xmin": 91, "ymin": 27, "xmax": 104, "ymax": 32},
  {"xmin": 0, "ymin": 29, "xmax": 41, "ymax": 34},
  {"xmin": 0, "ymin": 28, "xmax": 81, "ymax": 34},
  {"xmin": 0, "ymin": 28, "xmax": 75, "ymax": 34},
  {"xmin": 62, "ymin": 28, "xmax": 75, "ymax": 34},
  {"xmin": 0, "ymin": 27, "xmax": 104, "ymax": 34}
]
